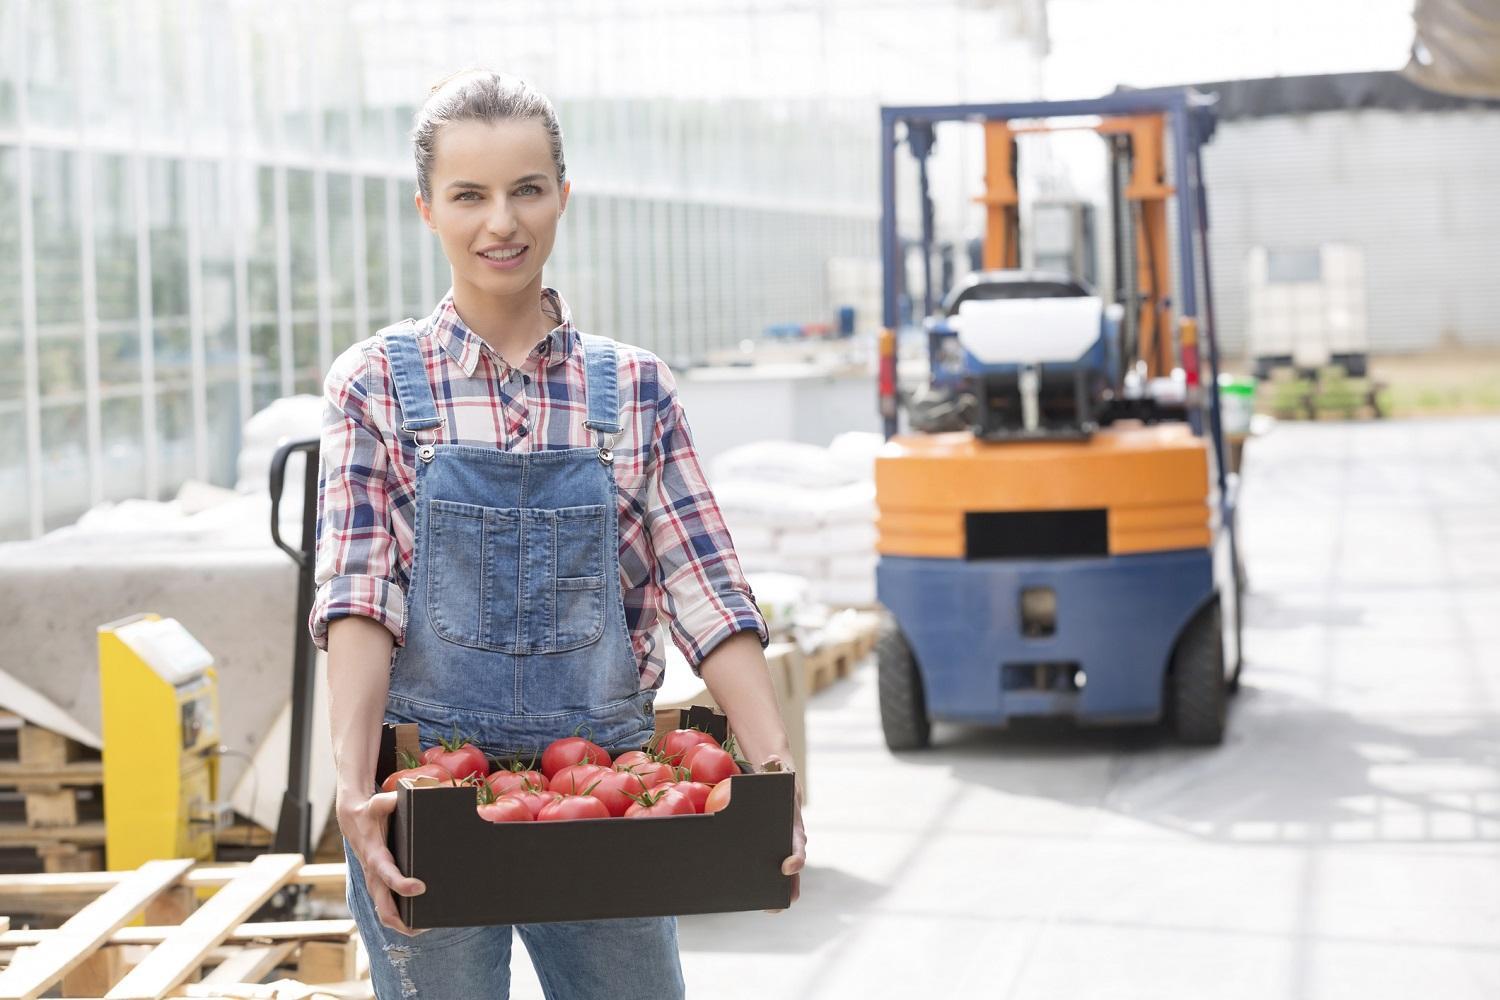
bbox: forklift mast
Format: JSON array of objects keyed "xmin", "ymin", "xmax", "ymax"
[{"xmin": 876, "ymin": 89, "xmax": 1227, "ymax": 498}]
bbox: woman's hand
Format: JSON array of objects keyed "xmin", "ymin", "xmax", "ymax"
[
  {"xmin": 338, "ymin": 789, "xmax": 427, "ymax": 936},
  {"xmin": 763, "ymin": 754, "xmax": 806, "ymax": 912}
]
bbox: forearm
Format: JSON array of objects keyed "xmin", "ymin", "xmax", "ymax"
[
  {"xmin": 698, "ymin": 630, "xmax": 792, "ymax": 769},
  {"xmin": 327, "ymin": 616, "xmax": 395, "ymax": 800}
]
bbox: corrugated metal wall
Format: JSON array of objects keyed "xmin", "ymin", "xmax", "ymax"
[{"xmin": 1202, "ymin": 109, "xmax": 1500, "ymax": 356}]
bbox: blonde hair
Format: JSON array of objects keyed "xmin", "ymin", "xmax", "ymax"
[{"xmin": 411, "ymin": 69, "xmax": 566, "ymax": 201}]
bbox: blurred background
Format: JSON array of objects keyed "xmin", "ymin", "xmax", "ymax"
[
  {"xmin": 0, "ymin": 2, "xmax": 1497, "ymax": 998},
  {"xmin": 3, "ymin": 0, "xmax": 1496, "ymax": 540}
]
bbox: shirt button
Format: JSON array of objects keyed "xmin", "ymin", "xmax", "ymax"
[{"xmin": 516, "ymin": 426, "xmax": 528, "ymax": 437}]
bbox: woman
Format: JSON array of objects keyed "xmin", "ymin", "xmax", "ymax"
[{"xmin": 311, "ymin": 69, "xmax": 806, "ymax": 999}]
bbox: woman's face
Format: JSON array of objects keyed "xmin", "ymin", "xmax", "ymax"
[{"xmin": 417, "ymin": 117, "xmax": 569, "ymax": 304}]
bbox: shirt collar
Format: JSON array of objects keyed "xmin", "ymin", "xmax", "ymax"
[{"xmin": 429, "ymin": 287, "xmax": 578, "ymax": 378}]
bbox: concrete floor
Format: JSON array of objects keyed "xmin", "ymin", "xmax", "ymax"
[{"xmin": 510, "ymin": 416, "xmax": 1500, "ymax": 999}]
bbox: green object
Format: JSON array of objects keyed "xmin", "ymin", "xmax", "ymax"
[{"xmin": 1217, "ymin": 374, "xmax": 1257, "ymax": 434}]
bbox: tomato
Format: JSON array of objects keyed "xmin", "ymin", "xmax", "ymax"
[
  {"xmin": 380, "ymin": 750, "xmax": 454, "ymax": 792},
  {"xmin": 476, "ymin": 797, "xmax": 533, "ymax": 823},
  {"xmin": 683, "ymin": 746, "xmax": 738, "ymax": 786},
  {"xmin": 508, "ymin": 787, "xmax": 559, "ymax": 819},
  {"xmin": 660, "ymin": 729, "xmax": 719, "ymax": 766},
  {"xmin": 538, "ymin": 794, "xmax": 611, "ymax": 821},
  {"xmin": 380, "ymin": 762, "xmax": 454, "ymax": 793},
  {"xmin": 613, "ymin": 750, "xmax": 656, "ymax": 772},
  {"xmin": 486, "ymin": 769, "xmax": 546, "ymax": 797},
  {"xmin": 540, "ymin": 735, "xmax": 612, "ymax": 779},
  {"xmin": 703, "ymin": 776, "xmax": 734, "ymax": 814},
  {"xmin": 589, "ymin": 769, "xmax": 650, "ymax": 817},
  {"xmin": 660, "ymin": 779, "xmax": 713, "ymax": 814},
  {"xmin": 625, "ymin": 787, "xmax": 695, "ymax": 818},
  {"xmin": 548, "ymin": 762, "xmax": 612, "ymax": 795},
  {"xmin": 624, "ymin": 759, "xmax": 674, "ymax": 789},
  {"xmin": 420, "ymin": 731, "xmax": 490, "ymax": 781}
]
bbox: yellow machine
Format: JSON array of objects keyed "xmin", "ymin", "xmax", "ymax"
[
  {"xmin": 98, "ymin": 613, "xmax": 227, "ymax": 870},
  {"xmin": 872, "ymin": 90, "xmax": 1243, "ymax": 750}
]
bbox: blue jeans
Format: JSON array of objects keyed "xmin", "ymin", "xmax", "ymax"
[{"xmin": 346, "ymin": 843, "xmax": 686, "ymax": 999}]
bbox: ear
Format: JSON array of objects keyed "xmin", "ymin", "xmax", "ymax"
[
  {"xmin": 415, "ymin": 189, "xmax": 436, "ymax": 232},
  {"xmin": 558, "ymin": 179, "xmax": 571, "ymax": 216}
]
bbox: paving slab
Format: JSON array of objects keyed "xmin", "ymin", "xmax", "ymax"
[{"xmin": 507, "ymin": 417, "xmax": 1500, "ymax": 999}]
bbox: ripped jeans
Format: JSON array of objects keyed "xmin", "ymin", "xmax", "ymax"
[{"xmin": 344, "ymin": 842, "xmax": 686, "ymax": 999}]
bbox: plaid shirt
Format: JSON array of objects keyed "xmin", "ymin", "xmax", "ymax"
[{"xmin": 310, "ymin": 288, "xmax": 767, "ymax": 688}]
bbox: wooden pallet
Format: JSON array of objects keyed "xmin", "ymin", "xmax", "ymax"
[
  {"xmin": 0, "ymin": 855, "xmax": 369, "ymax": 999},
  {"xmin": 0, "ymin": 716, "xmax": 106, "ymax": 875},
  {"xmin": 802, "ymin": 612, "xmax": 882, "ymax": 694}
]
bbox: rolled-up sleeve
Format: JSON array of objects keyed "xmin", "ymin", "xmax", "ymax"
[
  {"xmin": 308, "ymin": 346, "xmax": 406, "ymax": 652},
  {"xmin": 644, "ymin": 362, "xmax": 769, "ymax": 673}
]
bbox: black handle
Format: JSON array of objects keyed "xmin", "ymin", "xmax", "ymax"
[
  {"xmin": 269, "ymin": 435, "xmax": 321, "ymax": 863},
  {"xmin": 269, "ymin": 438, "xmax": 320, "ymax": 567}
]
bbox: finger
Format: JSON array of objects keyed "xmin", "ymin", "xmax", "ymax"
[
  {"xmin": 363, "ymin": 843, "xmax": 426, "ymax": 897},
  {"xmin": 781, "ymin": 854, "xmax": 805, "ymax": 876},
  {"xmin": 366, "ymin": 791, "xmax": 399, "ymax": 819},
  {"xmin": 369, "ymin": 878, "xmax": 424, "ymax": 937},
  {"xmin": 789, "ymin": 871, "xmax": 801, "ymax": 905},
  {"xmin": 377, "ymin": 857, "xmax": 426, "ymax": 898}
]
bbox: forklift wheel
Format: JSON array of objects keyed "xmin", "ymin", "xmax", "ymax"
[
  {"xmin": 1169, "ymin": 599, "xmax": 1227, "ymax": 746},
  {"xmin": 876, "ymin": 619, "xmax": 931, "ymax": 751}
]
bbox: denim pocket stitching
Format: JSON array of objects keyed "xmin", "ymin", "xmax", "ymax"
[{"xmin": 425, "ymin": 501, "xmax": 488, "ymax": 651}]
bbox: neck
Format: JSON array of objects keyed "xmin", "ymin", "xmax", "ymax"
[{"xmin": 450, "ymin": 274, "xmax": 552, "ymax": 368}]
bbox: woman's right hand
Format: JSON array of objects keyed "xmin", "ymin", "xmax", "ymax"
[{"xmin": 338, "ymin": 789, "xmax": 427, "ymax": 936}]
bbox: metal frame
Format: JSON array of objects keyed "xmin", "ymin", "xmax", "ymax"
[{"xmin": 878, "ymin": 90, "xmax": 1230, "ymax": 503}]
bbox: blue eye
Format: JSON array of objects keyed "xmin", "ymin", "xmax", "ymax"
[
  {"xmin": 516, "ymin": 183, "xmax": 541, "ymax": 196},
  {"xmin": 455, "ymin": 190, "xmax": 481, "ymax": 201}
]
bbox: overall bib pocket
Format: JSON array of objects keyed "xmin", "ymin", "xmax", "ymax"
[{"xmin": 426, "ymin": 499, "xmax": 608, "ymax": 654}]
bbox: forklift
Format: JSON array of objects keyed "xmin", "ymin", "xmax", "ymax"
[{"xmin": 873, "ymin": 89, "xmax": 1244, "ymax": 748}]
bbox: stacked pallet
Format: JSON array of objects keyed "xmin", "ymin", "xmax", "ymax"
[
  {"xmin": 0, "ymin": 855, "xmax": 369, "ymax": 999},
  {"xmin": 0, "ymin": 713, "xmax": 106, "ymax": 875},
  {"xmin": 800, "ymin": 610, "xmax": 882, "ymax": 695}
]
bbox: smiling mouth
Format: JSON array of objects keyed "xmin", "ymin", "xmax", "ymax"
[{"xmin": 480, "ymin": 246, "xmax": 526, "ymax": 261}]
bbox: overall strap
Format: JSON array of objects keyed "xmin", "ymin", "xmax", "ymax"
[
  {"xmin": 379, "ymin": 320, "xmax": 445, "ymax": 447},
  {"xmin": 577, "ymin": 332, "xmax": 622, "ymax": 437}
]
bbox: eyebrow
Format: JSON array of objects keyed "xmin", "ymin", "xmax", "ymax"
[{"xmin": 446, "ymin": 175, "xmax": 549, "ymax": 192}]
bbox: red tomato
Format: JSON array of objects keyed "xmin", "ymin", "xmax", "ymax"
[
  {"xmin": 660, "ymin": 729, "xmax": 719, "ymax": 766},
  {"xmin": 625, "ymin": 788, "xmax": 695, "ymax": 818},
  {"xmin": 703, "ymin": 777, "xmax": 734, "ymax": 814},
  {"xmin": 380, "ymin": 762, "xmax": 454, "ymax": 793},
  {"xmin": 683, "ymin": 746, "xmax": 738, "ymax": 786},
  {"xmin": 380, "ymin": 750, "xmax": 453, "ymax": 792},
  {"xmin": 613, "ymin": 750, "xmax": 656, "ymax": 772},
  {"xmin": 538, "ymin": 794, "xmax": 610, "ymax": 821},
  {"xmin": 660, "ymin": 780, "xmax": 713, "ymax": 813},
  {"xmin": 508, "ymin": 788, "xmax": 559, "ymax": 819},
  {"xmin": 590, "ymin": 769, "xmax": 650, "ymax": 817},
  {"xmin": 541, "ymin": 736, "xmax": 612, "ymax": 778},
  {"xmin": 486, "ymin": 769, "xmax": 546, "ymax": 797},
  {"xmin": 420, "ymin": 734, "xmax": 490, "ymax": 782},
  {"xmin": 476, "ymin": 797, "xmax": 533, "ymax": 823},
  {"xmin": 548, "ymin": 762, "xmax": 612, "ymax": 795},
  {"xmin": 625, "ymin": 760, "xmax": 674, "ymax": 789}
]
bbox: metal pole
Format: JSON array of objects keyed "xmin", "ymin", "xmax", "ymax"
[
  {"xmin": 880, "ymin": 113, "xmax": 900, "ymax": 334},
  {"xmin": 879, "ymin": 112, "xmax": 900, "ymax": 440}
]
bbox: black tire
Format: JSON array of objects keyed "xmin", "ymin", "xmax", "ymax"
[
  {"xmin": 1169, "ymin": 599, "xmax": 1227, "ymax": 745},
  {"xmin": 876, "ymin": 619, "xmax": 931, "ymax": 751}
]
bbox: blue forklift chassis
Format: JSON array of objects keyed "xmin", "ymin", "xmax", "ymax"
[{"xmin": 878, "ymin": 549, "xmax": 1214, "ymax": 725}]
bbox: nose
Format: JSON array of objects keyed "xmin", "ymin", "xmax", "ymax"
[{"xmin": 486, "ymin": 196, "xmax": 518, "ymax": 239}]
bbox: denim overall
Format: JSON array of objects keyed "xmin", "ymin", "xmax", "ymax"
[{"xmin": 344, "ymin": 322, "xmax": 685, "ymax": 1000}]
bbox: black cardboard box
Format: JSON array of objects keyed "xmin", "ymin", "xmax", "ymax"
[{"xmin": 378, "ymin": 706, "xmax": 796, "ymax": 928}]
